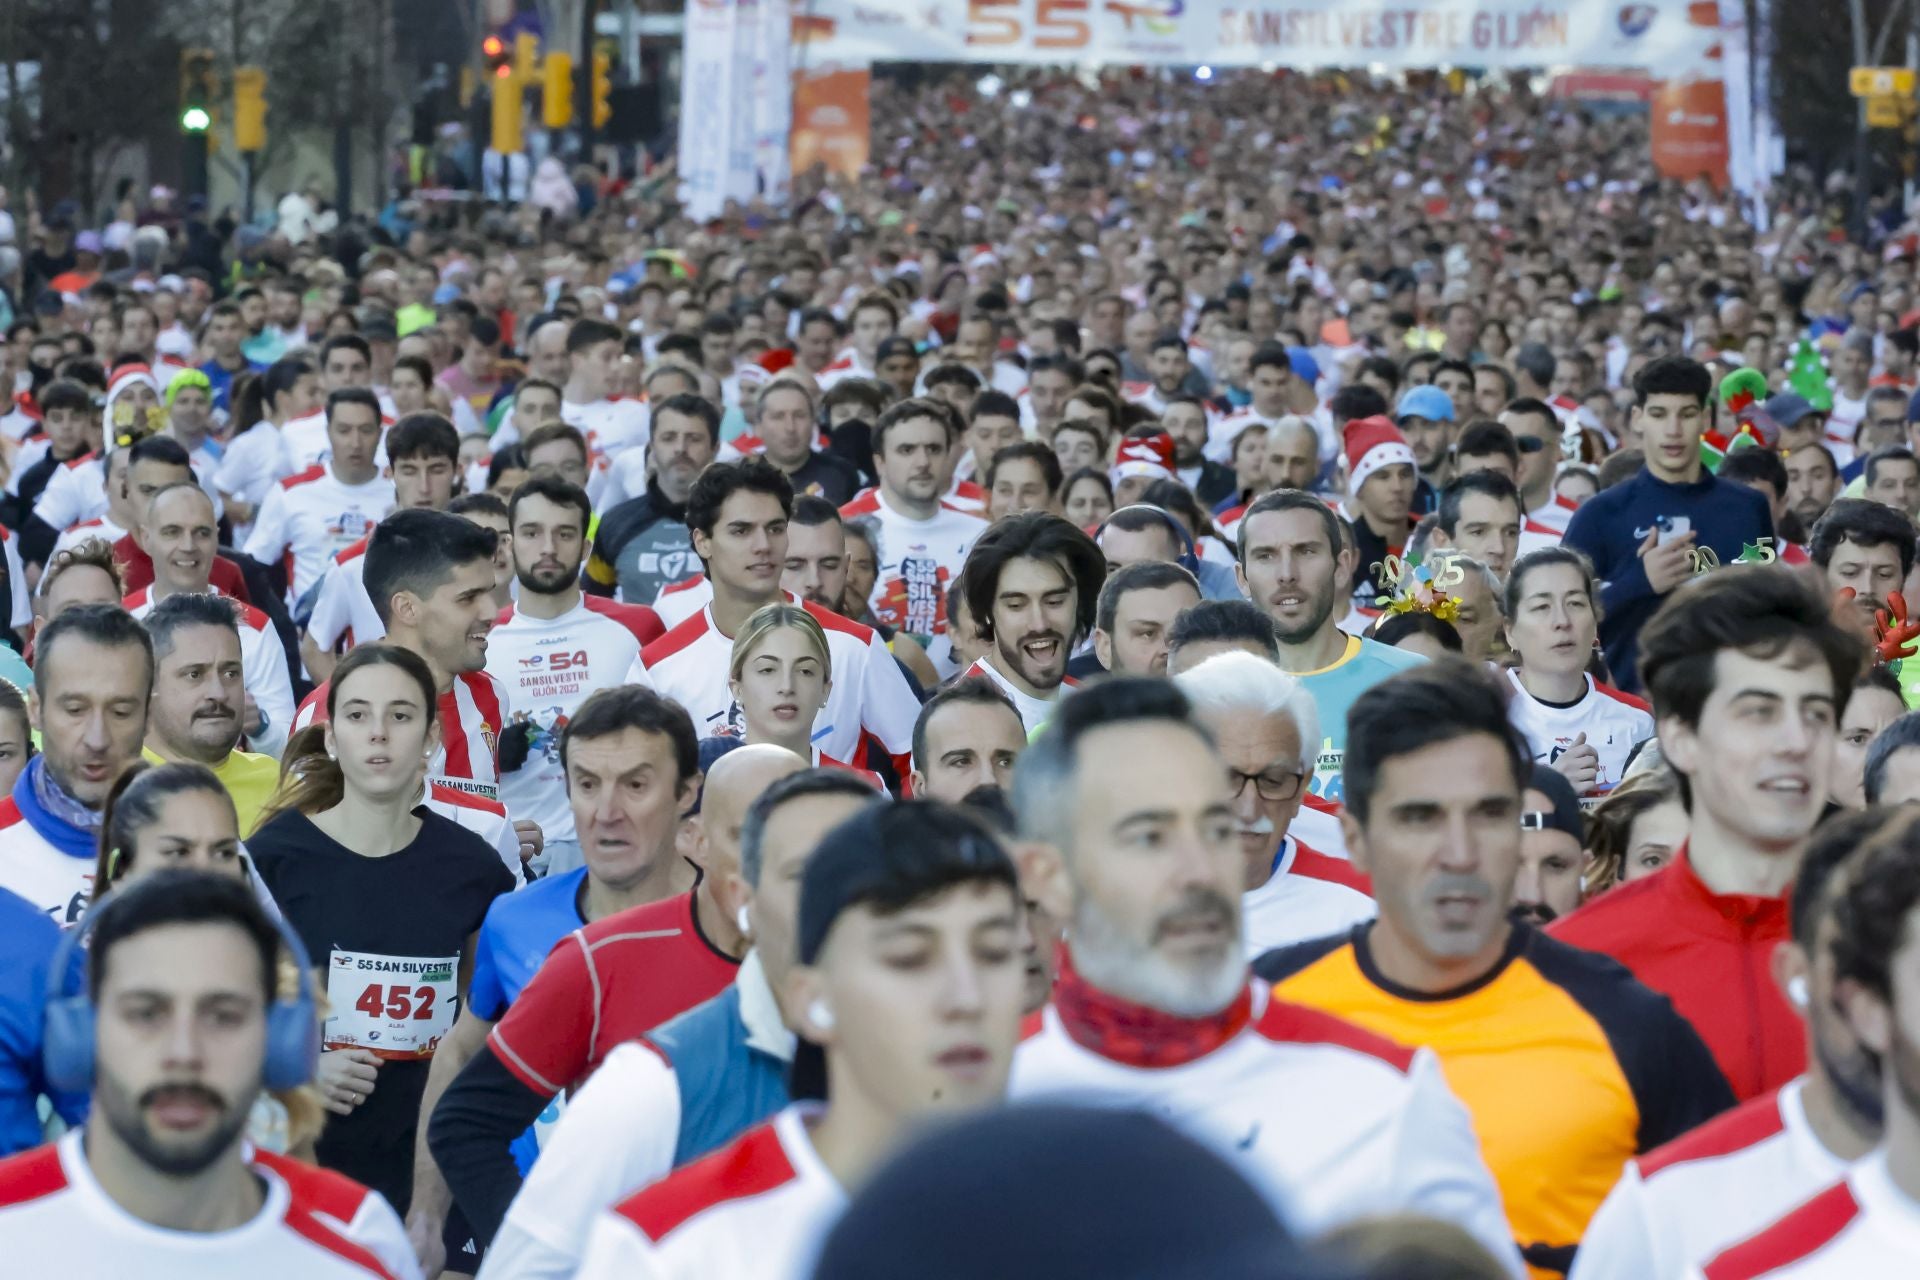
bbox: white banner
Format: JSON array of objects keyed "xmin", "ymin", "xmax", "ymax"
[
  {"xmin": 754, "ymin": 0, "xmax": 794, "ymax": 206},
  {"xmin": 679, "ymin": 0, "xmax": 741, "ymax": 220},
  {"xmin": 793, "ymin": 0, "xmax": 1711, "ymax": 75}
]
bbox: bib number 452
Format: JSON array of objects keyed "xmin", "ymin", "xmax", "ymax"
[{"xmin": 355, "ymin": 983, "xmax": 438, "ymax": 1021}]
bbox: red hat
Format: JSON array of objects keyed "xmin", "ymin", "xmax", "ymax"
[
  {"xmin": 758, "ymin": 348, "xmax": 796, "ymax": 374},
  {"xmin": 1344, "ymin": 415, "xmax": 1416, "ymax": 493},
  {"xmin": 1111, "ymin": 434, "xmax": 1176, "ymax": 485}
]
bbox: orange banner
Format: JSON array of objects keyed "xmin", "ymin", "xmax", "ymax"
[
  {"xmin": 1651, "ymin": 77, "xmax": 1730, "ymax": 187},
  {"xmin": 790, "ymin": 67, "xmax": 870, "ymax": 182}
]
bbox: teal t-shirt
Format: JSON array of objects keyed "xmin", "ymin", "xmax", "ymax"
[{"xmin": 1294, "ymin": 635, "xmax": 1428, "ymax": 802}]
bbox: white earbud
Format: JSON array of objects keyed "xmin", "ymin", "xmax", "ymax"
[
  {"xmin": 1788, "ymin": 975, "xmax": 1810, "ymax": 1009},
  {"xmin": 808, "ymin": 999, "xmax": 835, "ymax": 1031},
  {"xmin": 736, "ymin": 905, "xmax": 752, "ymax": 935}
]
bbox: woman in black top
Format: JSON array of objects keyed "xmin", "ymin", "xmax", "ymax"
[{"xmin": 250, "ymin": 644, "xmax": 514, "ymax": 1224}]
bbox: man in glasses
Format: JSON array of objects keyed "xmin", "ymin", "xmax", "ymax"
[
  {"xmin": 1175, "ymin": 650, "xmax": 1374, "ymax": 955},
  {"xmin": 1500, "ymin": 398, "xmax": 1568, "ymax": 538}
]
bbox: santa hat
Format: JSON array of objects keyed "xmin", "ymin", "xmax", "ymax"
[
  {"xmin": 1111, "ymin": 434, "xmax": 1176, "ymax": 486},
  {"xmin": 104, "ymin": 363, "xmax": 162, "ymax": 440},
  {"xmin": 1343, "ymin": 415, "xmax": 1416, "ymax": 494}
]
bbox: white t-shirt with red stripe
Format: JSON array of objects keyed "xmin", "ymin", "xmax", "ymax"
[
  {"xmin": 486, "ymin": 597, "xmax": 659, "ymax": 843},
  {"xmin": 30, "ymin": 452, "xmax": 107, "ymax": 534},
  {"xmin": 295, "ymin": 668, "xmax": 507, "ymax": 802},
  {"xmin": 964, "ymin": 655, "xmax": 1075, "ymax": 736},
  {"xmin": 1687, "ymin": 1152, "xmax": 1920, "ymax": 1279},
  {"xmin": 51, "ymin": 515, "xmax": 125, "ymax": 560},
  {"xmin": 1528, "ymin": 495, "xmax": 1579, "ymax": 539},
  {"xmin": 1571, "ymin": 1080, "xmax": 1854, "ymax": 1280},
  {"xmin": 0, "ymin": 1130, "xmax": 419, "ymax": 1278},
  {"xmin": 574, "ymin": 1106, "xmax": 843, "ymax": 1280},
  {"xmin": 0, "ymin": 795, "xmax": 93, "ymax": 925},
  {"xmin": 627, "ymin": 597, "xmax": 917, "ymax": 767},
  {"xmin": 242, "ymin": 465, "xmax": 395, "ymax": 602},
  {"xmin": 1242, "ymin": 836, "xmax": 1377, "ymax": 957},
  {"xmin": 279, "ymin": 410, "xmax": 392, "ymax": 474},
  {"xmin": 422, "ymin": 780, "xmax": 522, "ymax": 881},
  {"xmin": 124, "ymin": 585, "xmax": 297, "ymax": 762},
  {"xmin": 304, "ymin": 536, "xmax": 383, "ymax": 653},
  {"xmin": 1503, "ymin": 670, "xmax": 1655, "ymax": 802},
  {"xmin": 649, "ymin": 573, "xmax": 713, "ymax": 631},
  {"xmin": 838, "ymin": 490, "xmax": 986, "ymax": 637},
  {"xmin": 561, "ymin": 398, "xmax": 650, "ymax": 464}
]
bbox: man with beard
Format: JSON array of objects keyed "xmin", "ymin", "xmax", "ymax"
[
  {"xmin": 125, "ymin": 484, "xmax": 294, "ymax": 761},
  {"xmin": 1164, "ymin": 396, "xmax": 1237, "ymax": 507},
  {"xmin": 1258, "ymin": 661, "xmax": 1730, "ymax": 1277},
  {"xmin": 1572, "ymin": 810, "xmax": 1889, "ymax": 1279},
  {"xmin": 960, "ymin": 510, "xmax": 1104, "ymax": 734},
  {"xmin": 753, "ymin": 380, "xmax": 860, "ymax": 507},
  {"xmin": 1691, "ymin": 807, "xmax": 1920, "ymax": 1275},
  {"xmin": 0, "ymin": 871, "xmax": 421, "ymax": 1277},
  {"xmin": 1808, "ymin": 498, "xmax": 1912, "ymax": 646},
  {"xmin": 1174, "ymin": 651, "xmax": 1373, "ymax": 954},
  {"xmin": 0, "ymin": 605, "xmax": 152, "ymax": 923},
  {"xmin": 1784, "ymin": 444, "xmax": 1842, "ymax": 544},
  {"xmin": 1511, "ymin": 765, "xmax": 1587, "ymax": 927},
  {"xmin": 132, "ymin": 592, "xmax": 281, "ymax": 837},
  {"xmin": 1236, "ymin": 489, "xmax": 1425, "ymax": 801},
  {"xmin": 488, "ymin": 475, "xmax": 663, "ymax": 874},
  {"xmin": 1552, "ymin": 568, "xmax": 1861, "ymax": 1101},
  {"xmin": 1008, "ymin": 677, "xmax": 1524, "ymax": 1276},
  {"xmin": 587, "ymin": 394, "xmax": 717, "ymax": 608}
]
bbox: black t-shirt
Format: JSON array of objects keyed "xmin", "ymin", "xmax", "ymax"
[
  {"xmin": 785, "ymin": 451, "xmax": 862, "ymax": 506},
  {"xmin": 250, "ymin": 806, "xmax": 514, "ymax": 1213}
]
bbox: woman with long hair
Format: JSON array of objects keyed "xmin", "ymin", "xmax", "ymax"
[
  {"xmin": 720, "ymin": 603, "xmax": 880, "ymax": 786},
  {"xmin": 219, "ymin": 356, "xmax": 317, "ymax": 533},
  {"xmin": 92, "ymin": 760, "xmax": 326, "ymax": 1158},
  {"xmin": 1061, "ymin": 467, "xmax": 1115, "ymax": 529},
  {"xmin": 249, "ymin": 643, "xmax": 514, "ymax": 1227},
  {"xmin": 1501, "ymin": 546, "xmax": 1655, "ymax": 799},
  {"xmin": 1583, "ymin": 767, "xmax": 1687, "ymax": 895}
]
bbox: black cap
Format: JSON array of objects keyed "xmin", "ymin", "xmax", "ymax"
[
  {"xmin": 809, "ymin": 1104, "xmax": 1355, "ymax": 1280},
  {"xmin": 1525, "ymin": 763, "xmax": 1584, "ymax": 840}
]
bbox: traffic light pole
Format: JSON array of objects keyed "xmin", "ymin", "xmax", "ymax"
[{"xmin": 577, "ymin": 0, "xmax": 595, "ymax": 161}]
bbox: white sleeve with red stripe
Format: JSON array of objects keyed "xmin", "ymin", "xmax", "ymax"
[
  {"xmin": 483, "ymin": 1042, "xmax": 683, "ymax": 1280},
  {"xmin": 31, "ymin": 460, "xmax": 103, "ymax": 533},
  {"xmin": 2, "ymin": 530, "xmax": 25, "ymax": 625},
  {"xmin": 857, "ymin": 629, "xmax": 918, "ymax": 758},
  {"xmin": 242, "ymin": 483, "xmax": 295, "ymax": 570},
  {"xmin": 574, "ymin": 1216, "xmax": 673, "ymax": 1280},
  {"xmin": 241, "ymin": 609, "xmax": 297, "ymax": 761}
]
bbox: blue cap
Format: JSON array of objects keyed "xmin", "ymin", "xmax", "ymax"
[
  {"xmin": 432, "ymin": 283, "xmax": 462, "ymax": 306},
  {"xmin": 1395, "ymin": 384, "xmax": 1456, "ymax": 424},
  {"xmin": 1285, "ymin": 346, "xmax": 1320, "ymax": 385},
  {"xmin": 1761, "ymin": 392, "xmax": 1817, "ymax": 428}
]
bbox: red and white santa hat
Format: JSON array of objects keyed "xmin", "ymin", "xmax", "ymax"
[
  {"xmin": 1111, "ymin": 434, "xmax": 1176, "ymax": 485},
  {"xmin": 1343, "ymin": 415, "xmax": 1416, "ymax": 493},
  {"xmin": 104, "ymin": 363, "xmax": 163, "ymax": 439}
]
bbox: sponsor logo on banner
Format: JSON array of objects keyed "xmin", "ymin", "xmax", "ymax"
[{"xmin": 1618, "ymin": 3, "xmax": 1658, "ymax": 36}]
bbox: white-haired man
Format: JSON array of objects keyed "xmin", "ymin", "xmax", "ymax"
[{"xmin": 1175, "ymin": 650, "xmax": 1376, "ymax": 954}]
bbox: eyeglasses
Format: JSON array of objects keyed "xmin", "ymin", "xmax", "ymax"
[{"xmin": 1228, "ymin": 767, "xmax": 1307, "ymax": 802}]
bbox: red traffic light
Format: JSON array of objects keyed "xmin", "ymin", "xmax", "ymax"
[
  {"xmin": 493, "ymin": 63, "xmax": 512, "ymax": 78},
  {"xmin": 482, "ymin": 34, "xmax": 505, "ymax": 58}
]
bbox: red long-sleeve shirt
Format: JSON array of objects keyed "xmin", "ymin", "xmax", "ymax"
[{"xmin": 1549, "ymin": 847, "xmax": 1800, "ymax": 1102}]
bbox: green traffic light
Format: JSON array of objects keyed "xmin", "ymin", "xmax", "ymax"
[{"xmin": 181, "ymin": 107, "xmax": 211, "ymax": 132}]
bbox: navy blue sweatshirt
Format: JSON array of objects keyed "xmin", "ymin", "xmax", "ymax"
[{"xmin": 1562, "ymin": 468, "xmax": 1773, "ymax": 693}]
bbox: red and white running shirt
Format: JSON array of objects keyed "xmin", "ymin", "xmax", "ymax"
[
  {"xmin": 1242, "ymin": 835, "xmax": 1377, "ymax": 957},
  {"xmin": 964, "ymin": 655, "xmax": 1076, "ymax": 736},
  {"xmin": 30, "ymin": 452, "xmax": 107, "ymax": 533},
  {"xmin": 1571, "ymin": 1079, "xmax": 1854, "ymax": 1280},
  {"xmin": 305, "ymin": 536, "xmax": 384, "ymax": 654},
  {"xmin": 1688, "ymin": 1152, "xmax": 1920, "ymax": 1278},
  {"xmin": 123, "ymin": 586, "xmax": 297, "ymax": 761},
  {"xmin": 279, "ymin": 410, "xmax": 392, "ymax": 474},
  {"xmin": 1503, "ymin": 670, "xmax": 1655, "ymax": 802},
  {"xmin": 561, "ymin": 397, "xmax": 650, "ymax": 464},
  {"xmin": 649, "ymin": 573, "xmax": 713, "ymax": 631},
  {"xmin": 574, "ymin": 1106, "xmax": 843, "ymax": 1280},
  {"xmin": 423, "ymin": 780, "xmax": 523, "ymax": 881},
  {"xmin": 295, "ymin": 668, "xmax": 507, "ymax": 802},
  {"xmin": 242, "ymin": 465, "xmax": 394, "ymax": 601},
  {"xmin": 837, "ymin": 489, "xmax": 986, "ymax": 636},
  {"xmin": 627, "ymin": 597, "xmax": 916, "ymax": 768},
  {"xmin": 0, "ymin": 1130, "xmax": 418, "ymax": 1278},
  {"xmin": 485, "ymin": 597, "xmax": 662, "ymax": 842},
  {"xmin": 0, "ymin": 797, "xmax": 92, "ymax": 924}
]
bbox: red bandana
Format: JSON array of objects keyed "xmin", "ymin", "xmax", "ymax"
[{"xmin": 1051, "ymin": 950, "xmax": 1253, "ymax": 1070}]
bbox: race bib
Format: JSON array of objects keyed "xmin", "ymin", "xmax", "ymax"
[{"xmin": 324, "ymin": 950, "xmax": 459, "ymax": 1060}]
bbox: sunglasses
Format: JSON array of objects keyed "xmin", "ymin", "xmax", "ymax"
[{"xmin": 1514, "ymin": 436, "xmax": 1548, "ymax": 454}]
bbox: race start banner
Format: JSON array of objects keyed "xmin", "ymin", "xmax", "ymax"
[{"xmin": 789, "ymin": 1, "xmax": 1717, "ymax": 76}]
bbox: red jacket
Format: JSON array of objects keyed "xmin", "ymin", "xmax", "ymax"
[{"xmin": 1548, "ymin": 847, "xmax": 1799, "ymax": 1102}]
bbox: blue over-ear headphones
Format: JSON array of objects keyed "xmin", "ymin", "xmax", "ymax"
[
  {"xmin": 43, "ymin": 887, "xmax": 322, "ymax": 1095},
  {"xmin": 1097, "ymin": 503, "xmax": 1202, "ymax": 576}
]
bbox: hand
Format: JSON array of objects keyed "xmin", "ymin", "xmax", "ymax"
[
  {"xmin": 1638, "ymin": 525, "xmax": 1697, "ymax": 595},
  {"xmin": 242, "ymin": 691, "xmax": 264, "ymax": 737},
  {"xmin": 316, "ymin": 1048, "xmax": 380, "ymax": 1116},
  {"xmin": 404, "ymin": 1207, "xmax": 447, "ymax": 1277},
  {"xmin": 226, "ymin": 497, "xmax": 256, "ymax": 526},
  {"xmin": 1877, "ymin": 591, "xmax": 1920, "ymax": 663},
  {"xmin": 513, "ymin": 819, "xmax": 543, "ymax": 866},
  {"xmin": 1551, "ymin": 732, "xmax": 1601, "ymax": 794}
]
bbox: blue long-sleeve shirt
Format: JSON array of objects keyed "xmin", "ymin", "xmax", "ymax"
[
  {"xmin": 0, "ymin": 884, "xmax": 87, "ymax": 1155},
  {"xmin": 1562, "ymin": 468, "xmax": 1772, "ymax": 693}
]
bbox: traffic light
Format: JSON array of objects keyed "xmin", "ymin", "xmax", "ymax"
[
  {"xmin": 179, "ymin": 47, "xmax": 215, "ymax": 132},
  {"xmin": 543, "ymin": 52, "xmax": 574, "ymax": 129},
  {"xmin": 592, "ymin": 51, "xmax": 612, "ymax": 128},
  {"xmin": 491, "ymin": 72, "xmax": 524, "ymax": 153},
  {"xmin": 514, "ymin": 32, "xmax": 540, "ymax": 85},
  {"xmin": 482, "ymin": 33, "xmax": 510, "ymax": 80},
  {"xmin": 232, "ymin": 66, "xmax": 267, "ymax": 152}
]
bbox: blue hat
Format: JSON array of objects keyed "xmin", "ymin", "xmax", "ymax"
[
  {"xmin": 1285, "ymin": 346, "xmax": 1320, "ymax": 385},
  {"xmin": 1395, "ymin": 384, "xmax": 1456, "ymax": 424},
  {"xmin": 1760, "ymin": 392, "xmax": 1818, "ymax": 429}
]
